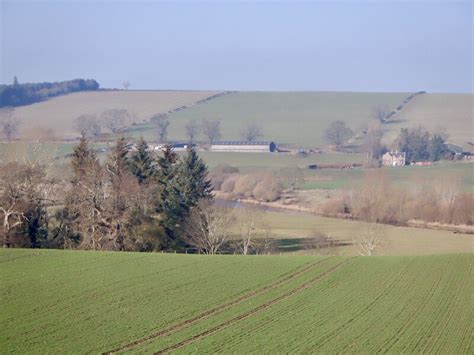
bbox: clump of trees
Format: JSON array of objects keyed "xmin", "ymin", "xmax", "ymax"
[
  {"xmin": 320, "ymin": 170, "xmax": 474, "ymax": 226},
  {"xmin": 74, "ymin": 109, "xmax": 134, "ymax": 138},
  {"xmin": 0, "ymin": 138, "xmax": 216, "ymax": 251},
  {"xmin": 0, "ymin": 78, "xmax": 99, "ymax": 108},
  {"xmin": 210, "ymin": 165, "xmax": 283, "ymax": 202},
  {"xmin": 395, "ymin": 127, "xmax": 448, "ymax": 162}
]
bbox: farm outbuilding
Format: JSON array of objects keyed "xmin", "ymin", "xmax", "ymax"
[{"xmin": 210, "ymin": 141, "xmax": 276, "ymax": 153}]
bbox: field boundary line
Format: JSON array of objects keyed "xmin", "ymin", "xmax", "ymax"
[
  {"xmin": 103, "ymin": 257, "xmax": 334, "ymax": 354},
  {"xmin": 153, "ymin": 258, "xmax": 352, "ymax": 354}
]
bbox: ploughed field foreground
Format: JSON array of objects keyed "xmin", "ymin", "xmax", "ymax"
[{"xmin": 1, "ymin": 249, "xmax": 472, "ymax": 354}]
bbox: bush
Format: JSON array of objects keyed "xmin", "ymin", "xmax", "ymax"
[{"xmin": 252, "ymin": 175, "xmax": 283, "ymax": 202}]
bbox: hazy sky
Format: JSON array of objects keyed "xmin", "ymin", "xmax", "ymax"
[{"xmin": 1, "ymin": 0, "xmax": 472, "ymax": 92}]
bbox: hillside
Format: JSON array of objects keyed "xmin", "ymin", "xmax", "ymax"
[
  {"xmin": 11, "ymin": 90, "xmax": 220, "ymax": 139},
  {"xmin": 1, "ymin": 249, "xmax": 471, "ymax": 353},
  {"xmin": 11, "ymin": 90, "xmax": 472, "ymax": 148},
  {"xmin": 388, "ymin": 93, "xmax": 474, "ymax": 148},
  {"xmin": 134, "ymin": 91, "xmax": 470, "ymax": 148}
]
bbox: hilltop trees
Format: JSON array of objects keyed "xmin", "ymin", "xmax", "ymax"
[{"xmin": 0, "ymin": 78, "xmax": 99, "ymax": 108}]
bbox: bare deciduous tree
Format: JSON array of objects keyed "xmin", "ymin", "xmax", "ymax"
[
  {"xmin": 353, "ymin": 223, "xmax": 385, "ymax": 256},
  {"xmin": 362, "ymin": 123, "xmax": 385, "ymax": 161},
  {"xmin": 373, "ymin": 105, "xmax": 390, "ymax": 123},
  {"xmin": 236, "ymin": 205, "xmax": 262, "ymax": 255},
  {"xmin": 0, "ymin": 107, "xmax": 20, "ymax": 141},
  {"xmin": 185, "ymin": 119, "xmax": 200, "ymax": 144},
  {"xmin": 151, "ymin": 114, "xmax": 170, "ymax": 142},
  {"xmin": 183, "ymin": 201, "xmax": 234, "ymax": 254},
  {"xmin": 201, "ymin": 119, "xmax": 221, "ymax": 144},
  {"xmin": 123, "ymin": 81, "xmax": 131, "ymax": 90},
  {"xmin": 101, "ymin": 109, "xmax": 132, "ymax": 133},
  {"xmin": 74, "ymin": 114, "xmax": 102, "ymax": 138},
  {"xmin": 241, "ymin": 123, "xmax": 263, "ymax": 142},
  {"xmin": 324, "ymin": 120, "xmax": 353, "ymax": 148}
]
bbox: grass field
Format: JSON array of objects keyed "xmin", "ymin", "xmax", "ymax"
[
  {"xmin": 256, "ymin": 209, "xmax": 473, "ymax": 256},
  {"xmin": 1, "ymin": 249, "xmax": 472, "ymax": 353},
  {"xmin": 133, "ymin": 91, "xmax": 472, "ymax": 148},
  {"xmin": 136, "ymin": 91, "xmax": 409, "ymax": 147},
  {"xmin": 11, "ymin": 90, "xmax": 219, "ymax": 139},
  {"xmin": 387, "ymin": 93, "xmax": 474, "ymax": 148}
]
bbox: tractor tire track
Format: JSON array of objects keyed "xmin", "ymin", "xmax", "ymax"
[
  {"xmin": 153, "ymin": 258, "xmax": 352, "ymax": 355},
  {"xmin": 103, "ymin": 257, "xmax": 335, "ymax": 354}
]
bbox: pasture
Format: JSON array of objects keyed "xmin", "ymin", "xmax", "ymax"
[
  {"xmin": 11, "ymin": 90, "xmax": 219, "ymax": 139},
  {"xmin": 254, "ymin": 209, "xmax": 473, "ymax": 256},
  {"xmin": 1, "ymin": 249, "xmax": 472, "ymax": 353},
  {"xmin": 136, "ymin": 91, "xmax": 472, "ymax": 148}
]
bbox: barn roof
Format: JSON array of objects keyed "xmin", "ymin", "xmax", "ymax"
[{"xmin": 211, "ymin": 141, "xmax": 274, "ymax": 145}]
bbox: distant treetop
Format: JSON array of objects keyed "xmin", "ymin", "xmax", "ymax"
[{"xmin": 0, "ymin": 78, "xmax": 100, "ymax": 108}]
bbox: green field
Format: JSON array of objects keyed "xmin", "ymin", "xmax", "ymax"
[
  {"xmin": 1, "ymin": 249, "xmax": 472, "ymax": 353},
  {"xmin": 137, "ymin": 91, "xmax": 409, "ymax": 147},
  {"xmin": 257, "ymin": 209, "xmax": 473, "ymax": 256},
  {"xmin": 9, "ymin": 91, "xmax": 472, "ymax": 149},
  {"xmin": 133, "ymin": 91, "xmax": 472, "ymax": 148}
]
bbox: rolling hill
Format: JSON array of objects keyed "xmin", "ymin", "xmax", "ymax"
[
  {"xmin": 9, "ymin": 90, "xmax": 472, "ymax": 149},
  {"xmin": 133, "ymin": 91, "xmax": 474, "ymax": 148},
  {"xmin": 11, "ymin": 90, "xmax": 220, "ymax": 139},
  {"xmin": 1, "ymin": 249, "xmax": 471, "ymax": 353}
]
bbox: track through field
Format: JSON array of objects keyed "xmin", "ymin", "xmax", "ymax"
[
  {"xmin": 104, "ymin": 257, "xmax": 335, "ymax": 354},
  {"xmin": 153, "ymin": 258, "xmax": 352, "ymax": 354}
]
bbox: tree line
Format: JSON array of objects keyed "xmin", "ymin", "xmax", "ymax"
[
  {"xmin": 0, "ymin": 78, "xmax": 100, "ymax": 108},
  {"xmin": 0, "ymin": 138, "xmax": 217, "ymax": 252}
]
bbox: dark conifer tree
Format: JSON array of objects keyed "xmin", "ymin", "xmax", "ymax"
[
  {"xmin": 178, "ymin": 147, "xmax": 213, "ymax": 207},
  {"xmin": 129, "ymin": 138, "xmax": 155, "ymax": 184}
]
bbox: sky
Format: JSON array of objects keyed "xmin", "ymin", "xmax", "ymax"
[{"xmin": 0, "ymin": 0, "xmax": 472, "ymax": 92}]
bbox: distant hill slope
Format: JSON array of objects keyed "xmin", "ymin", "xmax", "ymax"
[
  {"xmin": 11, "ymin": 90, "xmax": 220, "ymax": 139},
  {"xmin": 159, "ymin": 91, "xmax": 408, "ymax": 147},
  {"xmin": 11, "ymin": 90, "xmax": 472, "ymax": 147},
  {"xmin": 156, "ymin": 91, "xmax": 472, "ymax": 148},
  {"xmin": 386, "ymin": 93, "xmax": 473, "ymax": 149}
]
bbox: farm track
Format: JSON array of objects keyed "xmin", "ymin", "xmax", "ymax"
[
  {"xmin": 153, "ymin": 258, "xmax": 352, "ymax": 354},
  {"xmin": 103, "ymin": 257, "xmax": 335, "ymax": 354}
]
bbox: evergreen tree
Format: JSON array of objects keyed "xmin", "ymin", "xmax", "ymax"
[
  {"xmin": 129, "ymin": 138, "xmax": 155, "ymax": 184},
  {"xmin": 71, "ymin": 137, "xmax": 99, "ymax": 181},
  {"xmin": 106, "ymin": 137, "xmax": 129, "ymax": 211},
  {"xmin": 155, "ymin": 145, "xmax": 183, "ymax": 243},
  {"xmin": 178, "ymin": 147, "xmax": 213, "ymax": 207},
  {"xmin": 429, "ymin": 134, "xmax": 447, "ymax": 161}
]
